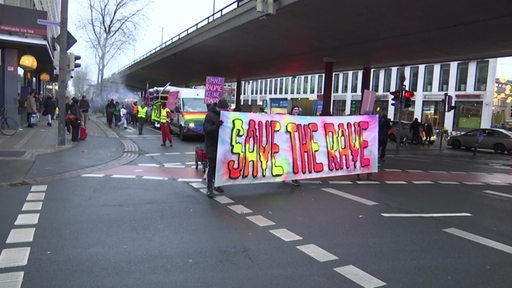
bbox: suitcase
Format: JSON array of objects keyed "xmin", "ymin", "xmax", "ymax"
[
  {"xmin": 195, "ymin": 146, "xmax": 207, "ymax": 172},
  {"xmin": 79, "ymin": 126, "xmax": 88, "ymax": 140}
]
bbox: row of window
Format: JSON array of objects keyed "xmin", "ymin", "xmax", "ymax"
[{"xmin": 242, "ymin": 60, "xmax": 490, "ymax": 97}]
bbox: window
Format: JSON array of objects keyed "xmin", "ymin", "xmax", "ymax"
[
  {"xmin": 317, "ymin": 75, "xmax": 323, "ymax": 94},
  {"xmin": 456, "ymin": 62, "xmax": 469, "ymax": 91},
  {"xmin": 290, "ymin": 77, "xmax": 296, "ymax": 94},
  {"xmin": 439, "ymin": 64, "xmax": 450, "ymax": 91},
  {"xmin": 423, "ymin": 65, "xmax": 434, "ymax": 92},
  {"xmin": 303, "ymin": 76, "xmax": 309, "ymax": 94},
  {"xmin": 341, "ymin": 72, "xmax": 349, "ymax": 93},
  {"xmin": 383, "ymin": 69, "xmax": 392, "ymax": 92},
  {"xmin": 273, "ymin": 79, "xmax": 278, "ymax": 94},
  {"xmin": 409, "ymin": 66, "xmax": 419, "ymax": 91},
  {"xmin": 371, "ymin": 69, "xmax": 380, "ymax": 92},
  {"xmin": 296, "ymin": 77, "xmax": 302, "ymax": 94},
  {"xmin": 395, "ymin": 67, "xmax": 405, "ymax": 90},
  {"xmin": 351, "ymin": 72, "xmax": 359, "ymax": 93},
  {"xmin": 284, "ymin": 78, "xmax": 289, "ymax": 94},
  {"xmin": 474, "ymin": 60, "xmax": 489, "ymax": 91},
  {"xmin": 279, "ymin": 78, "xmax": 284, "ymax": 94},
  {"xmin": 333, "ymin": 73, "xmax": 340, "ymax": 94}
]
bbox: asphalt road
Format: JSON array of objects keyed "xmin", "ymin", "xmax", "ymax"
[{"xmin": 0, "ymin": 125, "xmax": 511, "ymax": 288}]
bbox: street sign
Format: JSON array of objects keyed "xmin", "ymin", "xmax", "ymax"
[
  {"xmin": 37, "ymin": 19, "xmax": 60, "ymax": 26},
  {"xmin": 55, "ymin": 31, "xmax": 77, "ymax": 51}
]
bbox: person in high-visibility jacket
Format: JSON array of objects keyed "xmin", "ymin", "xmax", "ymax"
[
  {"xmin": 160, "ymin": 102, "xmax": 173, "ymax": 147},
  {"xmin": 137, "ymin": 102, "xmax": 148, "ymax": 135}
]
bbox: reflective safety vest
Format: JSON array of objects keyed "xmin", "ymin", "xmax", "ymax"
[
  {"xmin": 137, "ymin": 106, "xmax": 147, "ymax": 118},
  {"xmin": 160, "ymin": 107, "xmax": 170, "ymax": 123}
]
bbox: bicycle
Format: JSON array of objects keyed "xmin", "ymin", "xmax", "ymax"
[{"xmin": 0, "ymin": 107, "xmax": 19, "ymax": 136}]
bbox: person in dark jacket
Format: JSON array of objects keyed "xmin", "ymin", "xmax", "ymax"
[
  {"xmin": 203, "ymin": 98, "xmax": 229, "ymax": 198},
  {"xmin": 69, "ymin": 97, "xmax": 82, "ymax": 142},
  {"xmin": 105, "ymin": 99, "xmax": 116, "ymax": 128},
  {"xmin": 42, "ymin": 95, "xmax": 57, "ymax": 127},
  {"xmin": 378, "ymin": 114, "xmax": 392, "ymax": 160}
]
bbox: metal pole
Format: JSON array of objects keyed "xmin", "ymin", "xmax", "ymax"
[
  {"xmin": 439, "ymin": 93, "xmax": 447, "ymax": 150},
  {"xmin": 395, "ymin": 72, "xmax": 406, "ymax": 152},
  {"xmin": 57, "ymin": 0, "xmax": 69, "ymax": 146}
]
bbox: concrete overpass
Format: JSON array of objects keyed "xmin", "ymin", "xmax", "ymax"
[{"xmin": 117, "ymin": 0, "xmax": 512, "ymax": 90}]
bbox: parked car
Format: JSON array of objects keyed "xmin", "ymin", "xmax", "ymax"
[
  {"xmin": 446, "ymin": 128, "xmax": 512, "ymax": 154},
  {"xmin": 388, "ymin": 121, "xmax": 436, "ymax": 144}
]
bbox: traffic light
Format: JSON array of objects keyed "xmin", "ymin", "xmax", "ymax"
[
  {"xmin": 404, "ymin": 97, "xmax": 412, "ymax": 108},
  {"xmin": 390, "ymin": 90, "xmax": 400, "ymax": 106},
  {"xmin": 445, "ymin": 94, "xmax": 455, "ymax": 112},
  {"xmin": 403, "ymin": 90, "xmax": 414, "ymax": 109},
  {"xmin": 68, "ymin": 53, "xmax": 81, "ymax": 70}
]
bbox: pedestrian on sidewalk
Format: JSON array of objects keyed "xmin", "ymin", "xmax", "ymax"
[
  {"xmin": 69, "ymin": 97, "xmax": 82, "ymax": 142},
  {"xmin": 159, "ymin": 102, "xmax": 173, "ymax": 147},
  {"xmin": 42, "ymin": 94, "xmax": 56, "ymax": 127},
  {"xmin": 137, "ymin": 102, "xmax": 148, "ymax": 135},
  {"xmin": 105, "ymin": 99, "xmax": 116, "ymax": 128},
  {"xmin": 203, "ymin": 98, "xmax": 229, "ymax": 198},
  {"xmin": 118, "ymin": 105, "xmax": 128, "ymax": 129},
  {"xmin": 26, "ymin": 91, "xmax": 37, "ymax": 128},
  {"xmin": 79, "ymin": 95, "xmax": 90, "ymax": 127},
  {"xmin": 113, "ymin": 101, "xmax": 121, "ymax": 128}
]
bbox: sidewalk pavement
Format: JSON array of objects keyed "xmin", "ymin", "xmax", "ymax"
[{"xmin": 0, "ymin": 114, "xmax": 124, "ymax": 187}]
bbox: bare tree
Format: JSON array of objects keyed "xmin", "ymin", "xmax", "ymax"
[
  {"xmin": 72, "ymin": 67, "xmax": 89, "ymax": 96},
  {"xmin": 78, "ymin": 0, "xmax": 147, "ymax": 100}
]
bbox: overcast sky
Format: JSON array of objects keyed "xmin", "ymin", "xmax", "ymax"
[
  {"xmin": 68, "ymin": 0, "xmax": 512, "ymax": 83},
  {"xmin": 68, "ymin": 0, "xmax": 235, "ymax": 80}
]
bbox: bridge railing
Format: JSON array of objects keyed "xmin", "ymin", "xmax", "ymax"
[{"xmin": 120, "ymin": 0, "xmax": 244, "ymax": 72}]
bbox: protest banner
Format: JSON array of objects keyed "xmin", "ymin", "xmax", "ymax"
[
  {"xmin": 214, "ymin": 112, "xmax": 378, "ymax": 186},
  {"xmin": 204, "ymin": 76, "xmax": 224, "ymax": 104}
]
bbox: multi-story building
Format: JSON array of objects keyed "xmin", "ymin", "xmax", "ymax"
[
  {"xmin": 0, "ymin": 0, "xmax": 59, "ymax": 122},
  {"xmin": 240, "ymin": 59, "xmax": 501, "ymax": 132}
]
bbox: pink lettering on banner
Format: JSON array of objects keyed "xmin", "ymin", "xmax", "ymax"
[{"xmin": 205, "ymin": 76, "xmax": 225, "ymax": 104}]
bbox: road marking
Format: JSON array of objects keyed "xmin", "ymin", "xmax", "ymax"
[
  {"xmin": 22, "ymin": 202, "xmax": 42, "ymax": 211},
  {"xmin": 184, "ymin": 152, "xmax": 195, "ymax": 155},
  {"xmin": 382, "ymin": 213, "xmax": 471, "ymax": 217},
  {"xmin": 246, "ymin": 215, "xmax": 275, "ymax": 227},
  {"xmin": 214, "ymin": 196, "xmax": 234, "ymax": 204},
  {"xmin": 443, "ymin": 228, "xmax": 512, "ymax": 254},
  {"xmin": 356, "ymin": 181, "xmax": 379, "ymax": 184},
  {"xmin": 322, "ymin": 188, "xmax": 378, "ymax": 206},
  {"xmin": 0, "ymin": 247, "xmax": 31, "ymax": 268},
  {"xmin": 437, "ymin": 181, "xmax": 459, "ymax": 185},
  {"xmin": 296, "ymin": 244, "xmax": 338, "ymax": 262},
  {"xmin": 482, "ymin": 190, "xmax": 512, "ymax": 199},
  {"xmin": 26, "ymin": 193, "xmax": 45, "ymax": 201},
  {"xmin": 111, "ymin": 175, "xmax": 137, "ymax": 179},
  {"xmin": 270, "ymin": 228, "xmax": 302, "ymax": 241},
  {"xmin": 328, "ymin": 181, "xmax": 353, "ymax": 185},
  {"xmin": 228, "ymin": 205, "xmax": 253, "ymax": 214},
  {"xmin": 487, "ymin": 182, "xmax": 509, "ymax": 186},
  {"xmin": 82, "ymin": 174, "xmax": 105, "ymax": 177},
  {"xmin": 163, "ymin": 164, "xmax": 185, "ymax": 168},
  {"xmin": 0, "ymin": 271, "xmax": 24, "ymax": 288},
  {"xmin": 141, "ymin": 176, "xmax": 167, "ymax": 180},
  {"xmin": 6, "ymin": 228, "xmax": 36, "ymax": 244},
  {"xmin": 450, "ymin": 171, "xmax": 467, "ymax": 174},
  {"xmin": 189, "ymin": 182, "xmax": 206, "ymax": 188},
  {"xmin": 164, "ymin": 152, "xmax": 181, "ymax": 155},
  {"xmin": 383, "ymin": 169, "xmax": 401, "ymax": 172},
  {"xmin": 14, "ymin": 214, "xmax": 40, "ymax": 225},
  {"xmin": 30, "ymin": 185, "xmax": 47, "ymax": 192},
  {"xmin": 384, "ymin": 181, "xmax": 407, "ymax": 184},
  {"xmin": 334, "ymin": 265, "xmax": 386, "ymax": 288},
  {"xmin": 428, "ymin": 170, "xmax": 445, "ymax": 173},
  {"xmin": 411, "ymin": 181, "xmax": 435, "ymax": 184},
  {"xmin": 144, "ymin": 153, "xmax": 160, "ymax": 156},
  {"xmin": 462, "ymin": 182, "xmax": 484, "ymax": 185},
  {"xmin": 406, "ymin": 169, "xmax": 423, "ymax": 173},
  {"xmin": 138, "ymin": 164, "xmax": 160, "ymax": 167},
  {"xmin": 178, "ymin": 178, "xmax": 202, "ymax": 182},
  {"xmin": 300, "ymin": 180, "xmax": 323, "ymax": 184}
]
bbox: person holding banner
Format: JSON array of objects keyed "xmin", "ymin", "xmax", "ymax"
[
  {"xmin": 289, "ymin": 105, "xmax": 302, "ymax": 186},
  {"xmin": 204, "ymin": 98, "xmax": 230, "ymax": 198}
]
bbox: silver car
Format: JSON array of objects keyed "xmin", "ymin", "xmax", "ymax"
[{"xmin": 447, "ymin": 128, "xmax": 512, "ymax": 154}]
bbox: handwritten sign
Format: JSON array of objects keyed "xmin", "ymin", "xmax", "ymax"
[
  {"xmin": 204, "ymin": 76, "xmax": 224, "ymax": 104},
  {"xmin": 215, "ymin": 112, "xmax": 378, "ymax": 186}
]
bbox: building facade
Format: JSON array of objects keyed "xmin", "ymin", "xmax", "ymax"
[
  {"xmin": 240, "ymin": 59, "xmax": 500, "ymax": 132},
  {"xmin": 0, "ymin": 0, "xmax": 59, "ymax": 123}
]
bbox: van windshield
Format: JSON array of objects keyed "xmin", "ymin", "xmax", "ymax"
[{"xmin": 182, "ymin": 98, "xmax": 208, "ymax": 112}]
